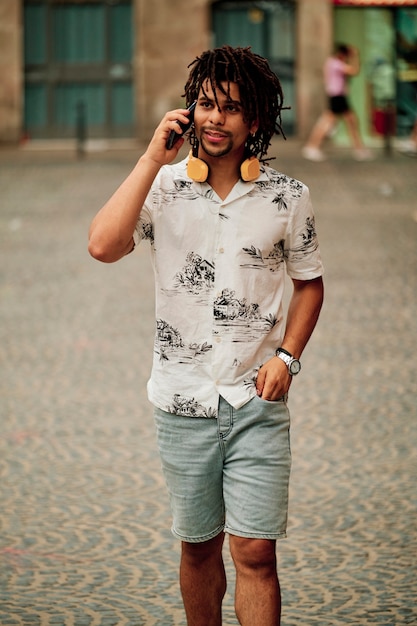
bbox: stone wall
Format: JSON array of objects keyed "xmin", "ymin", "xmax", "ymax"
[
  {"xmin": 297, "ymin": 0, "xmax": 334, "ymax": 138},
  {"xmin": 135, "ymin": 0, "xmax": 210, "ymax": 139},
  {"xmin": 0, "ymin": 0, "xmax": 22, "ymax": 143}
]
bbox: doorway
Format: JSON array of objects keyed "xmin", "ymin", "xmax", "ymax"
[{"xmin": 212, "ymin": 0, "xmax": 296, "ymax": 134}]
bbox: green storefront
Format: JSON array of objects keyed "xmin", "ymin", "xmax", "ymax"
[{"xmin": 333, "ymin": 0, "xmax": 417, "ymax": 142}]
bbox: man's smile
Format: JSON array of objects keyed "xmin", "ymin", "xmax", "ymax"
[{"xmin": 203, "ymin": 127, "xmax": 231, "ymax": 143}]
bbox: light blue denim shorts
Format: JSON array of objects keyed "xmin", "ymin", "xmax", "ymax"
[{"xmin": 154, "ymin": 394, "xmax": 291, "ymax": 543}]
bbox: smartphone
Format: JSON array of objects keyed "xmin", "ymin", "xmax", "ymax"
[{"xmin": 166, "ymin": 101, "xmax": 196, "ymax": 150}]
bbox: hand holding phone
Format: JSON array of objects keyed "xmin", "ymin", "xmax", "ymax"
[{"xmin": 166, "ymin": 101, "xmax": 196, "ymax": 150}]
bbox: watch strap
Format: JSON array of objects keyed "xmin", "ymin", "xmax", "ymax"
[
  {"xmin": 275, "ymin": 347, "xmax": 301, "ymax": 375},
  {"xmin": 276, "ymin": 347, "xmax": 293, "ymax": 358}
]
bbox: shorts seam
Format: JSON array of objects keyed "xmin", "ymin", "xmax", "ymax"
[
  {"xmin": 172, "ymin": 523, "xmax": 225, "ymax": 543},
  {"xmin": 225, "ymin": 526, "xmax": 287, "ymax": 540}
]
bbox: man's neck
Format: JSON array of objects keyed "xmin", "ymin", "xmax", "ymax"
[{"xmin": 202, "ymin": 152, "xmax": 244, "ymax": 200}]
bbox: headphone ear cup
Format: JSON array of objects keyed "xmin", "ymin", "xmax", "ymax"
[
  {"xmin": 240, "ymin": 156, "xmax": 260, "ymax": 181},
  {"xmin": 187, "ymin": 152, "xmax": 209, "ymax": 182},
  {"xmin": 186, "ymin": 151, "xmax": 259, "ymax": 183}
]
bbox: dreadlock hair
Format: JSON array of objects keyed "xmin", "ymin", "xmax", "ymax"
[{"xmin": 183, "ymin": 45, "xmax": 286, "ymax": 161}]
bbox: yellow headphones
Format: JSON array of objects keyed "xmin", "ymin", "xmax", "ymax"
[{"xmin": 186, "ymin": 150, "xmax": 260, "ymax": 183}]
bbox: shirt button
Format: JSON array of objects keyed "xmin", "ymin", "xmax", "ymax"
[
  {"xmin": 215, "ymin": 337, "xmax": 222, "ymax": 343},
  {"xmin": 219, "ymin": 247, "xmax": 224, "ymax": 253}
]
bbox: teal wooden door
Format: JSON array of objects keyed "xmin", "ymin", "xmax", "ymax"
[
  {"xmin": 212, "ymin": 1, "xmax": 296, "ymax": 134},
  {"xmin": 395, "ymin": 8, "xmax": 417, "ymax": 137},
  {"xmin": 24, "ymin": 0, "xmax": 134, "ymax": 139}
]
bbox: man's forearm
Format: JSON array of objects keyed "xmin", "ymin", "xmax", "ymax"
[{"xmin": 281, "ymin": 277, "xmax": 324, "ymax": 358}]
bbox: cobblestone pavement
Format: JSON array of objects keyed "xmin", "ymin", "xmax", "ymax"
[{"xmin": 1, "ymin": 139, "xmax": 416, "ymax": 625}]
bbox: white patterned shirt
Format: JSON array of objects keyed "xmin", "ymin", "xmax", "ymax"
[{"xmin": 135, "ymin": 157, "xmax": 323, "ymax": 417}]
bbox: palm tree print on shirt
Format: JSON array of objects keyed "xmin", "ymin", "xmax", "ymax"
[
  {"xmin": 241, "ymin": 216, "xmax": 319, "ymax": 271},
  {"xmin": 241, "ymin": 240, "xmax": 285, "ymax": 272}
]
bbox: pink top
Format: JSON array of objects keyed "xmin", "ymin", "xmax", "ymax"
[{"xmin": 324, "ymin": 57, "xmax": 348, "ymax": 97}]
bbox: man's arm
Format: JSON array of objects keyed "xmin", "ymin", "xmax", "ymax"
[
  {"xmin": 256, "ymin": 276, "xmax": 324, "ymax": 400},
  {"xmin": 279, "ymin": 276, "xmax": 324, "ymax": 359},
  {"xmin": 88, "ymin": 156, "xmax": 161, "ymax": 262},
  {"xmin": 88, "ymin": 107, "xmax": 192, "ymax": 263}
]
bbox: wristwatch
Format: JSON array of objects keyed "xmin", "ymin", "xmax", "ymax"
[{"xmin": 275, "ymin": 347, "xmax": 301, "ymax": 375}]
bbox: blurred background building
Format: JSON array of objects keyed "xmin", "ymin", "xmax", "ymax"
[{"xmin": 0, "ymin": 0, "xmax": 416, "ymax": 146}]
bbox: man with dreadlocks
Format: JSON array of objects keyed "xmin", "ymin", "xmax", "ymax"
[{"xmin": 89, "ymin": 45, "xmax": 324, "ymax": 625}]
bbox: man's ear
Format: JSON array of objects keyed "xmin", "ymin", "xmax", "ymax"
[{"xmin": 250, "ymin": 121, "xmax": 259, "ymax": 135}]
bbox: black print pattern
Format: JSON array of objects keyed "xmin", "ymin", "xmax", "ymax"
[
  {"xmin": 167, "ymin": 394, "xmax": 217, "ymax": 418},
  {"xmin": 213, "ymin": 289, "xmax": 277, "ymax": 343},
  {"xmin": 157, "ymin": 180, "xmax": 220, "ymax": 205},
  {"xmin": 250, "ymin": 170, "xmax": 304, "ymax": 210},
  {"xmin": 138, "ymin": 219, "xmax": 154, "ymax": 244},
  {"xmin": 156, "ymin": 319, "xmax": 212, "ymax": 364},
  {"xmin": 244, "ymin": 372, "xmax": 259, "ymax": 390},
  {"xmin": 156, "ymin": 181, "xmax": 197, "ymax": 204},
  {"xmin": 291, "ymin": 216, "xmax": 320, "ymax": 261},
  {"xmin": 241, "ymin": 215, "xmax": 319, "ymax": 271},
  {"xmin": 175, "ymin": 252, "xmax": 215, "ymax": 294},
  {"xmin": 241, "ymin": 240, "xmax": 286, "ymax": 272}
]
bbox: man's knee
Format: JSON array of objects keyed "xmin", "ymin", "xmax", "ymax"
[
  {"xmin": 181, "ymin": 533, "xmax": 225, "ymax": 567},
  {"xmin": 229, "ymin": 536, "xmax": 277, "ymax": 574}
]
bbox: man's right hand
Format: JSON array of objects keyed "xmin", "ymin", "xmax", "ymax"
[{"xmin": 144, "ymin": 108, "xmax": 194, "ymax": 166}]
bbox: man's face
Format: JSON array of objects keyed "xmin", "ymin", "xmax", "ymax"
[{"xmin": 193, "ymin": 80, "xmax": 258, "ymax": 160}]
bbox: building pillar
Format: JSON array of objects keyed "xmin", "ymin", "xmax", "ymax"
[
  {"xmin": 297, "ymin": 0, "xmax": 333, "ymax": 139},
  {"xmin": 0, "ymin": 0, "xmax": 22, "ymax": 143},
  {"xmin": 135, "ymin": 0, "xmax": 210, "ymax": 141}
]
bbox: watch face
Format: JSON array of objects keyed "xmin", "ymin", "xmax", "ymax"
[{"xmin": 289, "ymin": 359, "xmax": 301, "ymax": 375}]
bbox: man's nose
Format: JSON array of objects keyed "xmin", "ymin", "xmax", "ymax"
[{"xmin": 209, "ymin": 107, "xmax": 225, "ymax": 125}]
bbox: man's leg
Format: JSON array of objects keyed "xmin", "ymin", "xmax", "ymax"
[
  {"xmin": 180, "ymin": 532, "xmax": 227, "ymax": 626},
  {"xmin": 230, "ymin": 536, "xmax": 281, "ymax": 626}
]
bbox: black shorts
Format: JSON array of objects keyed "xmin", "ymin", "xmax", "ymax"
[{"xmin": 329, "ymin": 95, "xmax": 350, "ymax": 114}]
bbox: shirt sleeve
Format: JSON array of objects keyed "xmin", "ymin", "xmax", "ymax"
[
  {"xmin": 133, "ymin": 210, "xmax": 152, "ymax": 246},
  {"xmin": 284, "ymin": 184, "xmax": 324, "ymax": 280},
  {"xmin": 133, "ymin": 185, "xmax": 155, "ymax": 246}
]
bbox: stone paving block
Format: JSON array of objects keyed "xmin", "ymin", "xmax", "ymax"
[{"xmin": 0, "ymin": 142, "xmax": 416, "ymax": 624}]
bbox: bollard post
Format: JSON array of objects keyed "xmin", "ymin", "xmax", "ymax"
[
  {"xmin": 76, "ymin": 100, "xmax": 87, "ymax": 158},
  {"xmin": 383, "ymin": 101, "xmax": 396, "ymax": 157}
]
